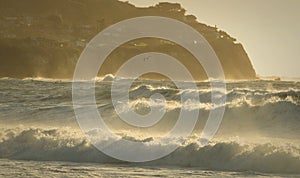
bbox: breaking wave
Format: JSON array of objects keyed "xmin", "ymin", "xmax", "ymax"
[
  {"xmin": 0, "ymin": 127, "xmax": 299, "ymax": 174},
  {"xmin": 0, "ymin": 78, "xmax": 300, "ymax": 174}
]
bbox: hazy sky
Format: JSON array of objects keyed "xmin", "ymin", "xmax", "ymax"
[{"xmin": 121, "ymin": 0, "xmax": 300, "ymax": 78}]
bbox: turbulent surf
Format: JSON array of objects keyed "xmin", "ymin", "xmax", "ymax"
[{"xmin": 0, "ymin": 77, "xmax": 299, "ymax": 176}]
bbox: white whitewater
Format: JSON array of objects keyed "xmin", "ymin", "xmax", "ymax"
[{"xmin": 0, "ymin": 78, "xmax": 299, "ymax": 176}]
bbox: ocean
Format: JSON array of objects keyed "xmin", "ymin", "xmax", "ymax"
[{"xmin": 0, "ymin": 77, "xmax": 299, "ymax": 177}]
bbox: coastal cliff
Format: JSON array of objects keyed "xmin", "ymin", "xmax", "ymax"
[{"xmin": 0, "ymin": 0, "xmax": 257, "ymax": 80}]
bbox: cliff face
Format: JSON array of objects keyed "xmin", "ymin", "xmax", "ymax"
[{"xmin": 0, "ymin": 0, "xmax": 257, "ymax": 80}]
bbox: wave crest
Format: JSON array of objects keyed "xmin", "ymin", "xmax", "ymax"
[{"xmin": 0, "ymin": 127, "xmax": 300, "ymax": 174}]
